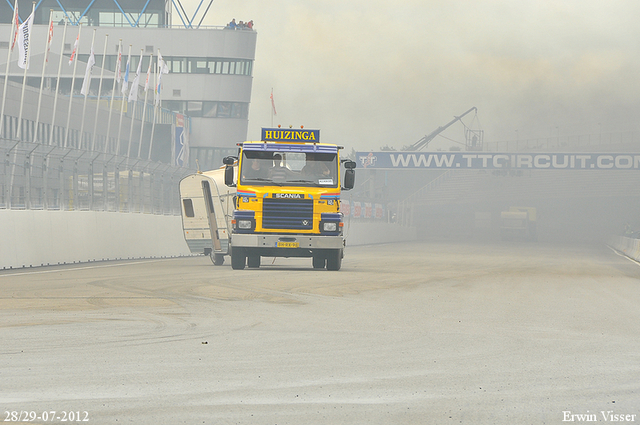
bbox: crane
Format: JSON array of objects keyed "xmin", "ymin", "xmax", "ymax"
[{"xmin": 404, "ymin": 107, "xmax": 481, "ymax": 151}]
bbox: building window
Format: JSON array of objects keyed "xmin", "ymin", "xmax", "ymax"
[
  {"xmin": 187, "ymin": 101, "xmax": 203, "ymax": 117},
  {"xmin": 202, "ymin": 102, "xmax": 218, "ymax": 117},
  {"xmin": 165, "ymin": 100, "xmax": 184, "ymax": 114},
  {"xmin": 171, "ymin": 58, "xmax": 186, "ymax": 73},
  {"xmin": 162, "ymin": 100, "xmax": 249, "ymax": 119},
  {"xmin": 69, "ymin": 55, "xmax": 254, "ymax": 76}
]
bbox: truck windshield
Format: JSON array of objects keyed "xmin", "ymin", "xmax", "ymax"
[{"xmin": 240, "ymin": 151, "xmax": 338, "ymax": 187}]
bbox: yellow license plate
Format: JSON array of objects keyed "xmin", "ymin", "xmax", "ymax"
[{"xmin": 277, "ymin": 242, "xmax": 299, "ymax": 248}]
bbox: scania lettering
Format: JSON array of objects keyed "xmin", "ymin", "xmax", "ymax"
[{"xmin": 179, "ymin": 127, "xmax": 356, "ymax": 270}]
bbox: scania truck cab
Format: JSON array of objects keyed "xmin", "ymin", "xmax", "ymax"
[{"xmin": 222, "ymin": 127, "xmax": 355, "ymax": 270}]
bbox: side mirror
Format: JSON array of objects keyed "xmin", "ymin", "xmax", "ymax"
[
  {"xmin": 223, "ymin": 156, "xmax": 236, "ymax": 165},
  {"xmin": 224, "ymin": 165, "xmax": 235, "ymax": 187},
  {"xmin": 343, "ymin": 169, "xmax": 355, "ymax": 190},
  {"xmin": 344, "ymin": 160, "xmax": 356, "ymax": 170}
]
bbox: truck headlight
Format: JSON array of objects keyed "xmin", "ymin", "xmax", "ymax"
[
  {"xmin": 237, "ymin": 219, "xmax": 253, "ymax": 229},
  {"xmin": 323, "ymin": 222, "xmax": 338, "ymax": 232}
]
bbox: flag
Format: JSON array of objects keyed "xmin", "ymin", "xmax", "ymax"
[
  {"xmin": 144, "ymin": 54, "xmax": 152, "ymax": 91},
  {"xmin": 157, "ymin": 51, "xmax": 169, "ymax": 75},
  {"xmin": 128, "ymin": 52, "xmax": 143, "ymax": 102},
  {"xmin": 115, "ymin": 45, "xmax": 122, "ymax": 83},
  {"xmin": 80, "ymin": 47, "xmax": 95, "ymax": 95},
  {"xmin": 121, "ymin": 54, "xmax": 130, "ymax": 95},
  {"xmin": 45, "ymin": 18, "xmax": 54, "ymax": 62},
  {"xmin": 270, "ymin": 89, "xmax": 277, "ymax": 115},
  {"xmin": 10, "ymin": 0, "xmax": 18, "ymax": 51},
  {"xmin": 155, "ymin": 51, "xmax": 169, "ymax": 106},
  {"xmin": 17, "ymin": 9, "xmax": 34, "ymax": 69},
  {"xmin": 68, "ymin": 31, "xmax": 79, "ymax": 65}
]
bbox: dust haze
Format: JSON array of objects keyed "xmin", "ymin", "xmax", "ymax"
[
  {"xmin": 188, "ymin": 0, "xmax": 640, "ymax": 243},
  {"xmin": 191, "ymin": 0, "xmax": 640, "ymax": 152}
]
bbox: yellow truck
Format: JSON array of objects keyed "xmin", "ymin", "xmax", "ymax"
[
  {"xmin": 179, "ymin": 127, "xmax": 356, "ymax": 270},
  {"xmin": 500, "ymin": 206, "xmax": 537, "ymax": 241}
]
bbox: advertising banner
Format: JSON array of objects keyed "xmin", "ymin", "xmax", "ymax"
[
  {"xmin": 375, "ymin": 204, "xmax": 384, "ymax": 219},
  {"xmin": 353, "ymin": 202, "xmax": 362, "ymax": 219},
  {"xmin": 356, "ymin": 151, "xmax": 640, "ymax": 171},
  {"xmin": 341, "ymin": 199, "xmax": 350, "ymax": 217},
  {"xmin": 174, "ymin": 114, "xmax": 186, "ymax": 167},
  {"xmin": 364, "ymin": 203, "xmax": 372, "ymax": 219}
]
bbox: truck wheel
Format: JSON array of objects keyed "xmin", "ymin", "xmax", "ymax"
[
  {"xmin": 231, "ymin": 249, "xmax": 246, "ymax": 270},
  {"xmin": 247, "ymin": 255, "xmax": 261, "ymax": 268},
  {"xmin": 326, "ymin": 249, "xmax": 343, "ymax": 271},
  {"xmin": 312, "ymin": 256, "xmax": 326, "ymax": 269},
  {"xmin": 210, "ymin": 253, "xmax": 224, "ymax": 266}
]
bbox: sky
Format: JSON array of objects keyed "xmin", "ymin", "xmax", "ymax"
[{"xmin": 183, "ymin": 0, "xmax": 640, "ymax": 152}]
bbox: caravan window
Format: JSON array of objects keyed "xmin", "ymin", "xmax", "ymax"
[{"xmin": 183, "ymin": 199, "xmax": 195, "ymax": 217}]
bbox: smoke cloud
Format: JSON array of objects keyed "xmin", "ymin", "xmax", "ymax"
[{"xmin": 190, "ymin": 0, "xmax": 640, "ymax": 151}]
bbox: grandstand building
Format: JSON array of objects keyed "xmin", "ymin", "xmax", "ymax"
[{"xmin": 0, "ymin": 0, "xmax": 256, "ymax": 169}]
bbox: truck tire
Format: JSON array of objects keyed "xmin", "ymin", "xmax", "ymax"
[
  {"xmin": 210, "ymin": 253, "xmax": 224, "ymax": 266},
  {"xmin": 231, "ymin": 249, "xmax": 246, "ymax": 270},
  {"xmin": 312, "ymin": 256, "xmax": 326, "ymax": 269},
  {"xmin": 326, "ymin": 249, "xmax": 343, "ymax": 271},
  {"xmin": 247, "ymin": 255, "xmax": 260, "ymax": 268}
]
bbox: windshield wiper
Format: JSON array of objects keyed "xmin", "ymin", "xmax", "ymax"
[{"xmin": 286, "ymin": 179, "xmax": 326, "ymax": 187}]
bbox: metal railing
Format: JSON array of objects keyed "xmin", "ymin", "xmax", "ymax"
[
  {"xmin": 486, "ymin": 131, "xmax": 640, "ymax": 152},
  {"xmin": 0, "ymin": 138, "xmax": 193, "ymax": 214}
]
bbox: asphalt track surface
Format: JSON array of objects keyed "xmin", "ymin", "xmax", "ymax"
[{"xmin": 1, "ymin": 241, "xmax": 639, "ymax": 424}]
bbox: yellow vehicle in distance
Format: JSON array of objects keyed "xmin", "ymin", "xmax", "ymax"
[{"xmin": 500, "ymin": 206, "xmax": 537, "ymax": 241}]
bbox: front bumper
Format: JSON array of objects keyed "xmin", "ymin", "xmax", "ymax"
[
  {"xmin": 231, "ymin": 233, "xmax": 344, "ymax": 249},
  {"xmin": 231, "ymin": 233, "xmax": 344, "ymax": 258}
]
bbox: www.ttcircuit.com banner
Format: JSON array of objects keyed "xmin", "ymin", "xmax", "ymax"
[{"xmin": 355, "ymin": 152, "xmax": 640, "ymax": 171}]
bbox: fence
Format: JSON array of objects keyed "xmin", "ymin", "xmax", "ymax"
[
  {"xmin": 0, "ymin": 137, "xmax": 193, "ymax": 215},
  {"xmin": 486, "ymin": 131, "xmax": 640, "ymax": 152}
]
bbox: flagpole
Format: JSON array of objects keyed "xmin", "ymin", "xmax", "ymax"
[
  {"xmin": 79, "ymin": 28, "xmax": 96, "ymax": 150},
  {"xmin": 91, "ymin": 33, "xmax": 108, "ymax": 152},
  {"xmin": 270, "ymin": 88, "xmax": 277, "ymax": 127},
  {"xmin": 149, "ymin": 50, "xmax": 159, "ymax": 160},
  {"xmin": 127, "ymin": 49, "xmax": 143, "ymax": 157},
  {"xmin": 33, "ymin": 10, "xmax": 54, "ymax": 143},
  {"xmin": 16, "ymin": 3, "xmax": 35, "ymax": 141},
  {"xmin": 48, "ymin": 18, "xmax": 68, "ymax": 146},
  {"xmin": 138, "ymin": 53, "xmax": 152, "ymax": 158},
  {"xmin": 117, "ymin": 44, "xmax": 131, "ymax": 155},
  {"xmin": 105, "ymin": 39, "xmax": 121, "ymax": 154},
  {"xmin": 64, "ymin": 23, "xmax": 82, "ymax": 148},
  {"xmin": 0, "ymin": 0, "xmax": 18, "ymax": 139}
]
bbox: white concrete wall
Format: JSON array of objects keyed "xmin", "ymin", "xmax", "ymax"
[
  {"xmin": 0, "ymin": 210, "xmax": 416, "ymax": 269},
  {"xmin": 608, "ymin": 235, "xmax": 640, "ymax": 262},
  {"xmin": 0, "ymin": 210, "xmax": 191, "ymax": 269}
]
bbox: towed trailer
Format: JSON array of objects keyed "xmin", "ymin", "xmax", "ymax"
[{"xmin": 179, "ymin": 167, "xmax": 235, "ymax": 265}]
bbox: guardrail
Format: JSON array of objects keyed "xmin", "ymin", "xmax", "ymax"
[{"xmin": 0, "ymin": 138, "xmax": 193, "ymax": 215}]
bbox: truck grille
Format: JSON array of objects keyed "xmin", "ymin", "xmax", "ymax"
[{"xmin": 262, "ymin": 198, "xmax": 313, "ymax": 230}]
